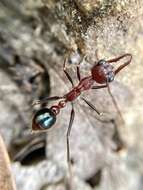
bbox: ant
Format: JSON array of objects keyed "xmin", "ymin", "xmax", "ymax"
[{"xmin": 32, "ymin": 52, "xmax": 132, "ymax": 187}]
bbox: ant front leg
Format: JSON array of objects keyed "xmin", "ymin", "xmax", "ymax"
[
  {"xmin": 81, "ymin": 97, "xmax": 103, "ymax": 116},
  {"xmin": 92, "ymin": 84, "xmax": 107, "ymax": 90},
  {"xmin": 92, "ymin": 83, "xmax": 124, "ymax": 124},
  {"xmin": 106, "ymin": 82, "xmax": 125, "ymax": 124},
  {"xmin": 107, "ymin": 53, "xmax": 132, "ymax": 75},
  {"xmin": 66, "ymin": 103, "xmax": 75, "ymax": 189},
  {"xmin": 63, "ymin": 58, "xmax": 74, "ymax": 87},
  {"xmin": 76, "ymin": 63, "xmax": 81, "ymax": 81},
  {"xmin": 92, "ymin": 84, "xmax": 125, "ymax": 151},
  {"xmin": 76, "ymin": 55, "xmax": 87, "ymax": 81}
]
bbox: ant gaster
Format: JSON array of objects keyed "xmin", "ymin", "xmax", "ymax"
[{"xmin": 32, "ymin": 52, "xmax": 132, "ymax": 183}]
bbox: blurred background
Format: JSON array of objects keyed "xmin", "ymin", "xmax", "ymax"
[{"xmin": 0, "ymin": 0, "xmax": 143, "ymax": 190}]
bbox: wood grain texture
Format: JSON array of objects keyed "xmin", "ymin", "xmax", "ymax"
[{"xmin": 0, "ymin": 135, "xmax": 16, "ymax": 190}]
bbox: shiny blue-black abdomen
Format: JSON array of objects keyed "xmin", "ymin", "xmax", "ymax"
[{"xmin": 32, "ymin": 108, "xmax": 56, "ymax": 131}]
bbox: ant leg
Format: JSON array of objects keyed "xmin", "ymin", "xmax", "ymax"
[
  {"xmin": 97, "ymin": 117, "xmax": 125, "ymax": 151},
  {"xmin": 66, "ymin": 103, "xmax": 75, "ymax": 188},
  {"xmin": 32, "ymin": 96, "xmax": 63, "ymax": 106},
  {"xmin": 92, "ymin": 84, "xmax": 124, "ymax": 123},
  {"xmin": 92, "ymin": 84, "xmax": 107, "ymax": 89},
  {"xmin": 76, "ymin": 64, "xmax": 81, "ymax": 81},
  {"xmin": 76, "ymin": 55, "xmax": 88, "ymax": 81},
  {"xmin": 81, "ymin": 97, "xmax": 103, "ymax": 116},
  {"xmin": 106, "ymin": 82, "xmax": 124, "ymax": 124},
  {"xmin": 64, "ymin": 58, "xmax": 74, "ymax": 87}
]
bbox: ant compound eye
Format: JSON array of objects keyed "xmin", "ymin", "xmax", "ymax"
[
  {"xmin": 32, "ymin": 108, "xmax": 56, "ymax": 131},
  {"xmin": 98, "ymin": 59, "xmax": 107, "ymax": 65},
  {"xmin": 107, "ymin": 71, "xmax": 115, "ymax": 82}
]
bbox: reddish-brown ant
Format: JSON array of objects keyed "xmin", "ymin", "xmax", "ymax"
[{"xmin": 32, "ymin": 52, "xmax": 132, "ymax": 185}]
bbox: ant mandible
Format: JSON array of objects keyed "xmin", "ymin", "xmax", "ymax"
[{"xmin": 32, "ymin": 52, "xmax": 132, "ymax": 182}]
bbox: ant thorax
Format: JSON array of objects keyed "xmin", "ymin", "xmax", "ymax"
[{"xmin": 91, "ymin": 59, "xmax": 115, "ymax": 84}]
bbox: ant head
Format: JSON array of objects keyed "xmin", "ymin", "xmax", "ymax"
[
  {"xmin": 91, "ymin": 59, "xmax": 115, "ymax": 84},
  {"xmin": 32, "ymin": 108, "xmax": 56, "ymax": 131}
]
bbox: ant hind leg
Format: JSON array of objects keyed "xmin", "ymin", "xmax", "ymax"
[
  {"xmin": 66, "ymin": 103, "xmax": 75, "ymax": 190},
  {"xmin": 63, "ymin": 58, "xmax": 74, "ymax": 87}
]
